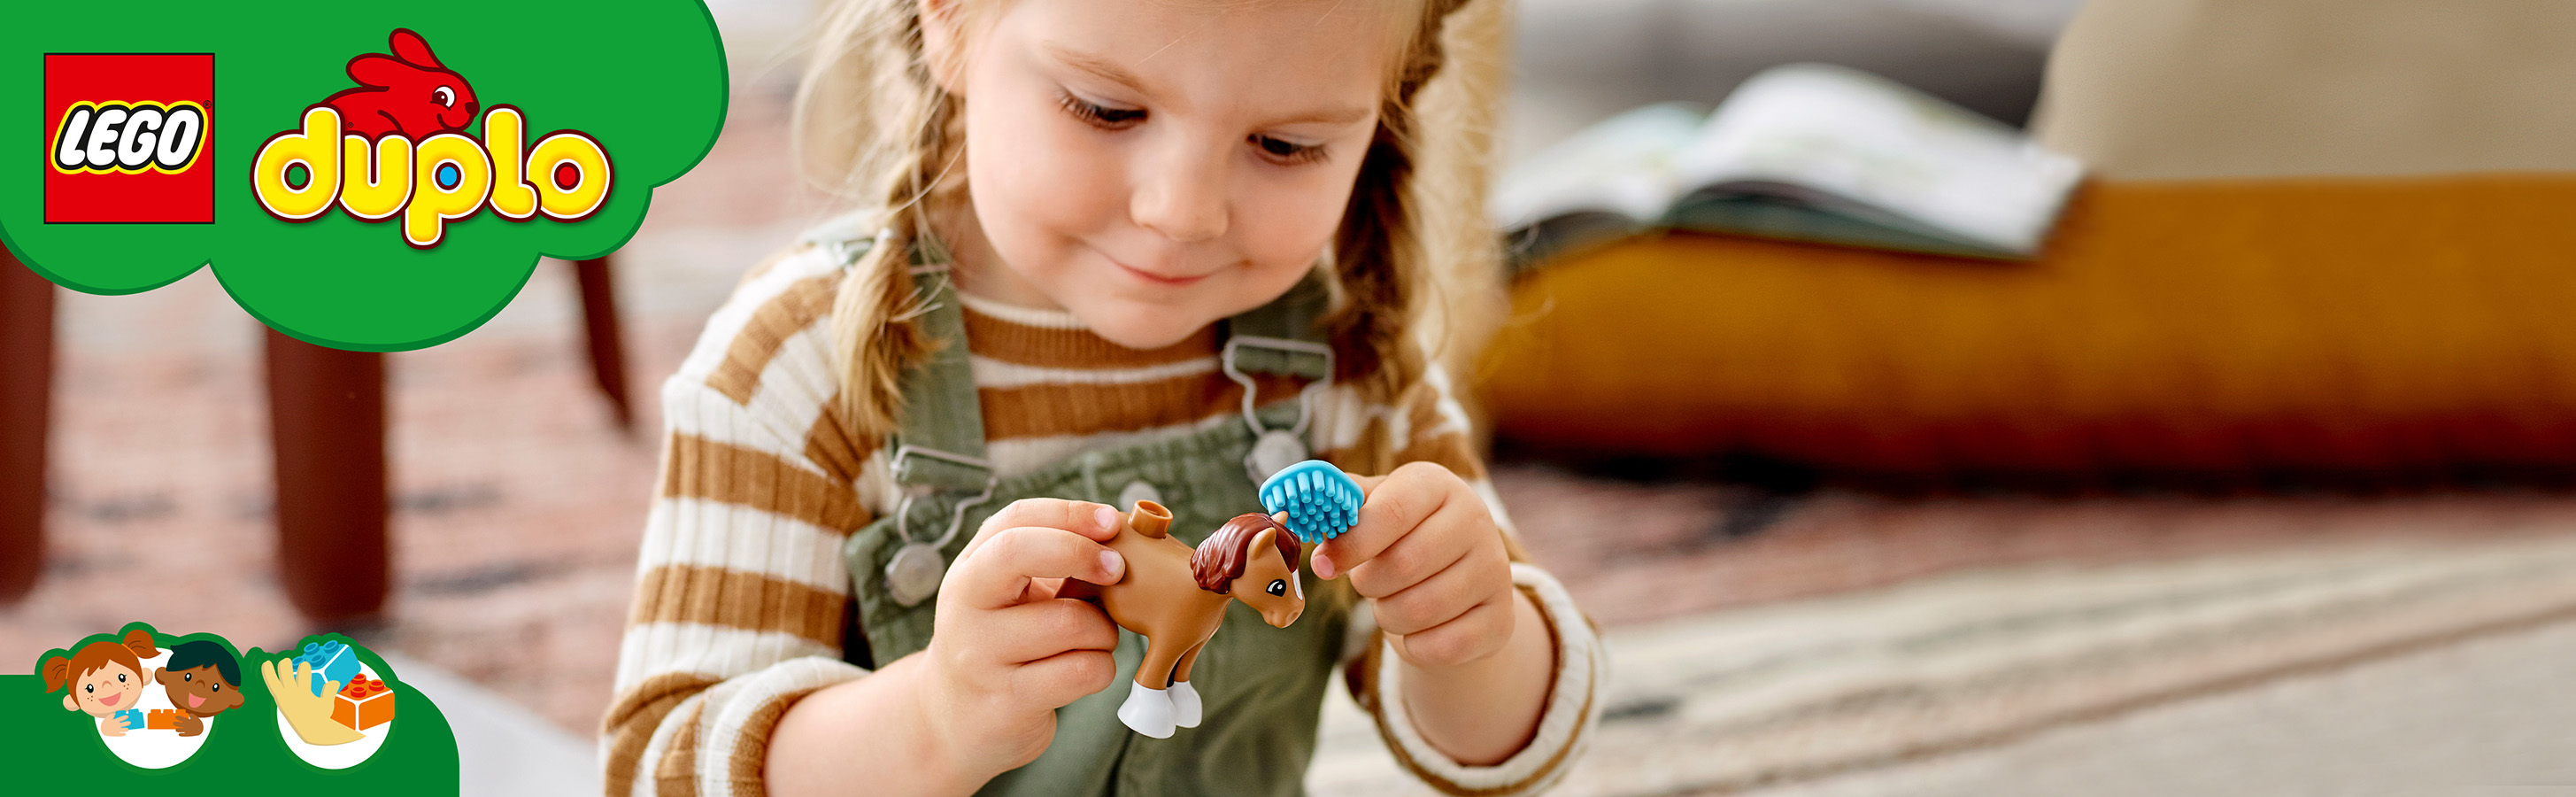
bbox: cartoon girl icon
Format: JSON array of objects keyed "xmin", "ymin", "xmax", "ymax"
[{"xmin": 40, "ymin": 630, "xmax": 158, "ymax": 737}]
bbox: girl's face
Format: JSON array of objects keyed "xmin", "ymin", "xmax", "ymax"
[
  {"xmin": 68, "ymin": 662, "xmax": 144, "ymax": 717},
  {"xmin": 933, "ymin": 0, "xmax": 1397, "ymax": 348}
]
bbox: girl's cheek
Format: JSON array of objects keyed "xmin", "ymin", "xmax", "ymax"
[{"xmin": 1235, "ymin": 167, "xmax": 1355, "ymax": 267}]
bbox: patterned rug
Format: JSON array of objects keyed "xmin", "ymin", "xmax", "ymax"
[{"xmin": 1310, "ymin": 527, "xmax": 2576, "ymax": 795}]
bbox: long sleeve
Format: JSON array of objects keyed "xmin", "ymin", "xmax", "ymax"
[
  {"xmin": 1323, "ymin": 362, "xmax": 1608, "ymax": 796},
  {"xmin": 601, "ymin": 248, "xmax": 883, "ymax": 797}
]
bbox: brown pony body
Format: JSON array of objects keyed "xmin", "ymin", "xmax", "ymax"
[{"xmin": 1084, "ymin": 502, "xmax": 1306, "ymax": 690}]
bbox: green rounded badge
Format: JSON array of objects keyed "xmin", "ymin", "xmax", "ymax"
[{"xmin": 2, "ymin": 1, "xmax": 730, "ymax": 350}]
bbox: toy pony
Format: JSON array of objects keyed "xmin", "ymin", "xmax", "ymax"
[
  {"xmin": 319, "ymin": 28, "xmax": 479, "ymax": 141},
  {"xmin": 1070, "ymin": 501, "xmax": 1305, "ymax": 739}
]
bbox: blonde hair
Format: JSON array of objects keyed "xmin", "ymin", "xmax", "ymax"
[{"xmin": 790, "ymin": 0, "xmax": 1508, "ymax": 444}]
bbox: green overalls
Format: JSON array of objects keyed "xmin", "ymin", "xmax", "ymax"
[{"xmin": 831, "ymin": 229, "xmax": 1360, "ymax": 796}]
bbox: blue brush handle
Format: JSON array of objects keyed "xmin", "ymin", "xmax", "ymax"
[{"xmin": 1259, "ymin": 460, "xmax": 1362, "ymax": 543}]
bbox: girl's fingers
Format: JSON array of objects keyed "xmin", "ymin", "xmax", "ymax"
[
  {"xmin": 985, "ymin": 599, "xmax": 1121, "ymax": 663},
  {"xmin": 1013, "ymin": 649, "xmax": 1120, "ymax": 708},
  {"xmin": 949, "ymin": 526, "xmax": 1128, "ymax": 610},
  {"xmin": 1367, "ymin": 542, "xmax": 1492, "ymax": 636},
  {"xmin": 1346, "ymin": 502, "xmax": 1483, "ymax": 599},
  {"xmin": 960, "ymin": 499, "xmax": 1125, "ymax": 561},
  {"xmin": 1392, "ymin": 595, "xmax": 1514, "ymax": 668},
  {"xmin": 1317, "ymin": 465, "xmax": 1454, "ymax": 579}
]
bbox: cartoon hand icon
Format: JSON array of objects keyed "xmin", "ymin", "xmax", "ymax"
[{"xmin": 260, "ymin": 657, "xmax": 363, "ymax": 746}]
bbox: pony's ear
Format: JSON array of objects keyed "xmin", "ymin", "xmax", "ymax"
[
  {"xmin": 1251, "ymin": 527, "xmax": 1280, "ymax": 564},
  {"xmin": 389, "ymin": 28, "xmax": 442, "ymax": 68},
  {"xmin": 121, "ymin": 630, "xmax": 157, "ymax": 658}
]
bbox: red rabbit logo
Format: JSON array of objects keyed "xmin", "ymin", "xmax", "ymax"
[{"xmin": 319, "ymin": 28, "xmax": 477, "ymax": 141}]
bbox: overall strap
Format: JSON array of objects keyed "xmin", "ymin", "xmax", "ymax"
[
  {"xmin": 888, "ymin": 260, "xmax": 1340, "ymax": 499},
  {"xmin": 1223, "ymin": 269, "xmax": 1336, "ymax": 379},
  {"xmin": 887, "ymin": 235, "xmax": 995, "ymax": 495}
]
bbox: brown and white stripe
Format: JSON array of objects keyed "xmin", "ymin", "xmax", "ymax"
[{"xmin": 605, "ymin": 244, "xmax": 1596, "ymax": 796}]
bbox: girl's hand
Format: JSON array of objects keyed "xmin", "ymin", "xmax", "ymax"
[
  {"xmin": 101, "ymin": 714, "xmax": 129, "ymax": 737},
  {"xmin": 1314, "ymin": 461, "xmax": 1516, "ymax": 669},
  {"xmin": 920, "ymin": 499, "xmax": 1130, "ymax": 778}
]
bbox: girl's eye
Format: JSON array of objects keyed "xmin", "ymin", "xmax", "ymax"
[
  {"xmin": 117, "ymin": 674, "xmax": 126, "ymax": 683},
  {"xmin": 85, "ymin": 685, "xmax": 94, "ymax": 693},
  {"xmin": 1058, "ymin": 91, "xmax": 1143, "ymax": 128},
  {"xmin": 1251, "ymin": 135, "xmax": 1327, "ymax": 165},
  {"xmin": 1267, "ymin": 578, "xmax": 1287, "ymax": 596}
]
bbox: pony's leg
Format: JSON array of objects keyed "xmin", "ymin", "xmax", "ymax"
[
  {"xmin": 1168, "ymin": 639, "xmax": 1210, "ymax": 728},
  {"xmin": 1118, "ymin": 635, "xmax": 1181, "ymax": 739}
]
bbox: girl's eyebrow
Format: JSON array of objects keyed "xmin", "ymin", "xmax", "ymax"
[{"xmin": 1045, "ymin": 44, "xmax": 1153, "ymax": 96}]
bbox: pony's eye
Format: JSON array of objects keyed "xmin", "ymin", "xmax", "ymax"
[
  {"xmin": 1267, "ymin": 579, "xmax": 1287, "ymax": 597},
  {"xmin": 434, "ymin": 86, "xmax": 456, "ymax": 107}
]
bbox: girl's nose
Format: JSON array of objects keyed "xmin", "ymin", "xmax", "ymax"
[{"xmin": 1130, "ymin": 143, "xmax": 1229, "ymax": 244}]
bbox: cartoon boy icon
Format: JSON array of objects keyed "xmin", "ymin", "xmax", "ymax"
[
  {"xmin": 40, "ymin": 630, "xmax": 158, "ymax": 737},
  {"xmin": 153, "ymin": 640, "xmax": 245, "ymax": 737}
]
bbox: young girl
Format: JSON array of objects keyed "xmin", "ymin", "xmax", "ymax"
[
  {"xmin": 604, "ymin": 0, "xmax": 1602, "ymax": 794},
  {"xmin": 42, "ymin": 630, "xmax": 159, "ymax": 738}
]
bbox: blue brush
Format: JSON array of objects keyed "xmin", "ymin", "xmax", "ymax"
[{"xmin": 1259, "ymin": 460, "xmax": 1362, "ymax": 543}]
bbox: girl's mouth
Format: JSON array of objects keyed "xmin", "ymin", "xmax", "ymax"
[
  {"xmin": 1108, "ymin": 255, "xmax": 1209, "ymax": 288},
  {"xmin": 99, "ymin": 693, "xmax": 120, "ymax": 707}
]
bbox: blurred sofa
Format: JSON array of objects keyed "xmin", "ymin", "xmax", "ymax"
[{"xmin": 1477, "ymin": 0, "xmax": 2576, "ymax": 479}]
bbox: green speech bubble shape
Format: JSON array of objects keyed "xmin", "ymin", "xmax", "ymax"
[{"xmin": 1, "ymin": 1, "xmax": 729, "ymax": 351}]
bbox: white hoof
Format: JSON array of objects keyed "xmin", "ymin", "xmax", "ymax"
[
  {"xmin": 1117, "ymin": 685, "xmax": 1176, "ymax": 739},
  {"xmin": 1169, "ymin": 681, "xmax": 1202, "ymax": 729}
]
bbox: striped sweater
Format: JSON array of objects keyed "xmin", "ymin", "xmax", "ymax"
[{"xmin": 604, "ymin": 242, "xmax": 1604, "ymax": 797}]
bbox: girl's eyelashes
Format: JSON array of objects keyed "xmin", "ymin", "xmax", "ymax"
[
  {"xmin": 1056, "ymin": 89, "xmax": 1330, "ymax": 166},
  {"xmin": 1252, "ymin": 134, "xmax": 1328, "ymax": 165},
  {"xmin": 1058, "ymin": 90, "xmax": 1145, "ymax": 128}
]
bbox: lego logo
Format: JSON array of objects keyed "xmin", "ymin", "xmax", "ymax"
[{"xmin": 52, "ymin": 101, "xmax": 208, "ymax": 174}]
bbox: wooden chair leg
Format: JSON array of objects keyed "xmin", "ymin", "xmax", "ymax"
[
  {"xmin": 573, "ymin": 256, "xmax": 633, "ymax": 430},
  {"xmin": 0, "ymin": 245, "xmax": 54, "ymax": 602},
  {"xmin": 264, "ymin": 329, "xmax": 388, "ymax": 624}
]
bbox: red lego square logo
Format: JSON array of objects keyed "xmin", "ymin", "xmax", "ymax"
[{"xmin": 44, "ymin": 53, "xmax": 214, "ymax": 224}]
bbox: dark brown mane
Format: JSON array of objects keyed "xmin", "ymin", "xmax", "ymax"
[{"xmin": 1192, "ymin": 514, "xmax": 1300, "ymax": 592}]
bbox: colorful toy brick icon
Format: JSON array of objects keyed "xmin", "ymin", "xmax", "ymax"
[
  {"xmin": 112, "ymin": 708, "xmax": 143, "ymax": 730},
  {"xmin": 331, "ymin": 676, "xmax": 397, "ymax": 731},
  {"xmin": 146, "ymin": 708, "xmax": 182, "ymax": 730},
  {"xmin": 295, "ymin": 640, "xmax": 360, "ymax": 696}
]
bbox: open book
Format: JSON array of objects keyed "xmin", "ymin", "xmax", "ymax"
[{"xmin": 1494, "ymin": 64, "xmax": 2085, "ymax": 268}]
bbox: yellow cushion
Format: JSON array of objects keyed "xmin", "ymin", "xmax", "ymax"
[{"xmin": 1477, "ymin": 177, "xmax": 2576, "ymax": 474}]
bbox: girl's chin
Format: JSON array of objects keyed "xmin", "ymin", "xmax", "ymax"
[{"xmin": 1088, "ymin": 319, "xmax": 1205, "ymax": 351}]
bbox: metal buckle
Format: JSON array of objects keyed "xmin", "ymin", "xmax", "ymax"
[
  {"xmin": 1222, "ymin": 336, "xmax": 1332, "ymax": 482},
  {"xmin": 1221, "ymin": 336, "xmax": 1332, "ymax": 437},
  {"xmin": 890, "ymin": 445, "xmax": 998, "ymax": 550}
]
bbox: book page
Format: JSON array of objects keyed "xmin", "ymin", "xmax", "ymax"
[
  {"xmin": 1671, "ymin": 64, "xmax": 2083, "ymax": 254},
  {"xmin": 1491, "ymin": 102, "xmax": 1708, "ymax": 231}
]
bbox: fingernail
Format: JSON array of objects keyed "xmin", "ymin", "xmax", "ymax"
[
  {"xmin": 1313, "ymin": 552, "xmax": 1336, "ymax": 579},
  {"xmin": 1095, "ymin": 506, "xmax": 1122, "ymax": 531},
  {"xmin": 1100, "ymin": 550, "xmax": 1126, "ymax": 580}
]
